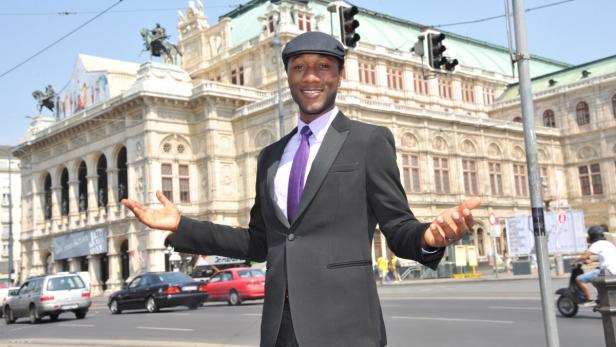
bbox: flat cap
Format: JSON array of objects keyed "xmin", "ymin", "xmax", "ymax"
[{"xmin": 282, "ymin": 31, "xmax": 345, "ymax": 69}]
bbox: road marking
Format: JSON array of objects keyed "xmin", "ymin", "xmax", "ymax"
[
  {"xmin": 10, "ymin": 326, "xmax": 35, "ymax": 332},
  {"xmin": 136, "ymin": 326, "xmax": 195, "ymax": 332},
  {"xmin": 392, "ymin": 315, "xmax": 514, "ymax": 324},
  {"xmin": 58, "ymin": 323, "xmax": 95, "ymax": 327},
  {"xmin": 381, "ymin": 296, "xmax": 540, "ymax": 301},
  {"xmin": 489, "ymin": 306, "xmax": 541, "ymax": 310},
  {"xmin": 241, "ymin": 313, "xmax": 262, "ymax": 316}
]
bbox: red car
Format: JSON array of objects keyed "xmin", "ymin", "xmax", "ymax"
[{"xmin": 205, "ymin": 267, "xmax": 265, "ymax": 305}]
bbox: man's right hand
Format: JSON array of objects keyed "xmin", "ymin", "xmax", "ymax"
[{"xmin": 121, "ymin": 191, "xmax": 181, "ymax": 232}]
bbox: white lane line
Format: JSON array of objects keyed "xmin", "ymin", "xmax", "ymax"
[
  {"xmin": 241, "ymin": 313, "xmax": 262, "ymax": 316},
  {"xmin": 489, "ymin": 306, "xmax": 541, "ymax": 310},
  {"xmin": 10, "ymin": 326, "xmax": 35, "ymax": 332},
  {"xmin": 136, "ymin": 326, "xmax": 194, "ymax": 332},
  {"xmin": 58, "ymin": 323, "xmax": 95, "ymax": 327},
  {"xmin": 381, "ymin": 296, "xmax": 540, "ymax": 301},
  {"xmin": 392, "ymin": 316, "xmax": 514, "ymax": 324}
]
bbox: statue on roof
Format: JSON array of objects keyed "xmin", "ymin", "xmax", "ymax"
[
  {"xmin": 32, "ymin": 84, "xmax": 56, "ymax": 113},
  {"xmin": 140, "ymin": 23, "xmax": 182, "ymax": 65}
]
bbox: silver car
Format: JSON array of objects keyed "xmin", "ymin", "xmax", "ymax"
[{"xmin": 4, "ymin": 273, "xmax": 91, "ymax": 324}]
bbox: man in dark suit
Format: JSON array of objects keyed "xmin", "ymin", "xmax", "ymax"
[{"xmin": 122, "ymin": 31, "xmax": 480, "ymax": 347}]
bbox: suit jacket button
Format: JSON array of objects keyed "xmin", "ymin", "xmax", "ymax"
[{"xmin": 287, "ymin": 233, "xmax": 296, "ymax": 241}]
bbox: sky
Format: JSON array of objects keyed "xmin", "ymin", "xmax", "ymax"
[{"xmin": 1, "ymin": 0, "xmax": 614, "ymax": 147}]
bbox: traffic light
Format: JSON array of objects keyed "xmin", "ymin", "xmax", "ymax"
[
  {"xmin": 426, "ymin": 32, "xmax": 458, "ymax": 72},
  {"xmin": 339, "ymin": 6, "xmax": 360, "ymax": 48}
]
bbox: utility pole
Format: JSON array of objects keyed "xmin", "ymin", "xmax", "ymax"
[
  {"xmin": 271, "ymin": 11, "xmax": 285, "ymax": 140},
  {"xmin": 7, "ymin": 154, "xmax": 14, "ymax": 285},
  {"xmin": 511, "ymin": 0, "xmax": 560, "ymax": 346}
]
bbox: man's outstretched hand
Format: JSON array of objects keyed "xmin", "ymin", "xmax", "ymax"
[
  {"xmin": 423, "ymin": 197, "xmax": 481, "ymax": 248},
  {"xmin": 121, "ymin": 191, "xmax": 181, "ymax": 232}
]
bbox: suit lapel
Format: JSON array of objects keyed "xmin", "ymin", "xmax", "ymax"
[
  {"xmin": 291, "ymin": 111, "xmax": 350, "ymax": 228},
  {"xmin": 266, "ymin": 129, "xmax": 296, "ymax": 229}
]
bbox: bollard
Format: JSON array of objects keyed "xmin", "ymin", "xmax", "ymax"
[{"xmin": 591, "ymin": 273, "xmax": 616, "ymax": 347}]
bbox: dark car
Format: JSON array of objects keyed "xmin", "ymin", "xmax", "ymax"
[
  {"xmin": 204, "ymin": 267, "xmax": 265, "ymax": 305},
  {"xmin": 107, "ymin": 272, "xmax": 207, "ymax": 314}
]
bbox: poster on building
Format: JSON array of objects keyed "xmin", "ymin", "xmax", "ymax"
[
  {"xmin": 467, "ymin": 245, "xmax": 478, "ymax": 267},
  {"xmin": 54, "ymin": 59, "xmax": 109, "ymax": 120},
  {"xmin": 505, "ymin": 210, "xmax": 587, "ymax": 257},
  {"xmin": 454, "ymin": 245, "xmax": 467, "ymax": 267},
  {"xmin": 53, "ymin": 228, "xmax": 108, "ymax": 260}
]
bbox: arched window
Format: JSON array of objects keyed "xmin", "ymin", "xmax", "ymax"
[
  {"xmin": 78, "ymin": 161, "xmax": 87, "ymax": 211},
  {"xmin": 97, "ymin": 155, "xmax": 108, "ymax": 208},
  {"xmin": 543, "ymin": 109, "xmax": 556, "ymax": 128},
  {"xmin": 612, "ymin": 94, "xmax": 616, "ymax": 118},
  {"xmin": 44, "ymin": 174, "xmax": 52, "ymax": 220},
  {"xmin": 513, "ymin": 116, "xmax": 522, "ymax": 123},
  {"xmin": 117, "ymin": 147, "xmax": 128, "ymax": 201},
  {"xmin": 60, "ymin": 168, "xmax": 69, "ymax": 216},
  {"xmin": 576, "ymin": 101, "xmax": 590, "ymax": 125}
]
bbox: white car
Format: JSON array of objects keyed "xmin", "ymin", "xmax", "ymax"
[{"xmin": 0, "ymin": 287, "xmax": 18, "ymax": 318}]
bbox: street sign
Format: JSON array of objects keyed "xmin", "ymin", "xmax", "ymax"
[
  {"xmin": 557, "ymin": 212, "xmax": 567, "ymax": 225},
  {"xmin": 454, "ymin": 245, "xmax": 467, "ymax": 267},
  {"xmin": 489, "ymin": 212, "xmax": 499, "ymax": 225},
  {"xmin": 467, "ymin": 245, "xmax": 478, "ymax": 267}
]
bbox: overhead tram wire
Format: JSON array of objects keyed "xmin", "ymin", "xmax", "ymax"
[
  {"xmin": 0, "ymin": 4, "xmax": 243, "ymax": 16},
  {"xmin": 0, "ymin": 0, "xmax": 125, "ymax": 80}
]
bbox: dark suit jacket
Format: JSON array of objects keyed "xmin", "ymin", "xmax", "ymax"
[{"xmin": 171, "ymin": 111, "xmax": 444, "ymax": 347}]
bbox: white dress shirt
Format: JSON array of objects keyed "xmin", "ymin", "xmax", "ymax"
[{"xmin": 274, "ymin": 106, "xmax": 339, "ymax": 219}]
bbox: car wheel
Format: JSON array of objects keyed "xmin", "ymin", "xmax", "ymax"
[
  {"xmin": 4, "ymin": 307, "xmax": 16, "ymax": 324},
  {"xmin": 228, "ymin": 290, "xmax": 241, "ymax": 306},
  {"xmin": 146, "ymin": 297, "xmax": 159, "ymax": 313},
  {"xmin": 49, "ymin": 313, "xmax": 59, "ymax": 321},
  {"xmin": 109, "ymin": 299, "xmax": 122, "ymax": 314},
  {"xmin": 187, "ymin": 303, "xmax": 199, "ymax": 310},
  {"xmin": 557, "ymin": 295, "xmax": 578, "ymax": 317},
  {"xmin": 74, "ymin": 309, "xmax": 87, "ymax": 319},
  {"xmin": 29, "ymin": 305, "xmax": 41, "ymax": 324}
]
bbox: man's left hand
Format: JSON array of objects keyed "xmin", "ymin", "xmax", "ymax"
[{"xmin": 423, "ymin": 198, "xmax": 481, "ymax": 248}]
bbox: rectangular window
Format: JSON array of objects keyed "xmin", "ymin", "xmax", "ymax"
[
  {"xmin": 489, "ymin": 162, "xmax": 503, "ymax": 195},
  {"xmin": 402, "ymin": 154, "xmax": 420, "ymax": 193},
  {"xmin": 358, "ymin": 62, "xmax": 376, "ymax": 85},
  {"xmin": 231, "ymin": 69, "xmax": 237, "ymax": 85},
  {"xmin": 387, "ymin": 68, "xmax": 404, "ymax": 90},
  {"xmin": 438, "ymin": 78, "xmax": 452, "ymax": 99},
  {"xmin": 161, "ymin": 163, "xmax": 173, "ymax": 202},
  {"xmin": 268, "ymin": 15, "xmax": 275, "ymax": 33},
  {"xmin": 413, "ymin": 71, "xmax": 428, "ymax": 95},
  {"xmin": 433, "ymin": 157, "xmax": 450, "ymax": 194},
  {"xmin": 297, "ymin": 13, "xmax": 312, "ymax": 32},
  {"xmin": 462, "ymin": 160, "xmax": 478, "ymax": 195},
  {"xmin": 179, "ymin": 164, "xmax": 190, "ymax": 203},
  {"xmin": 513, "ymin": 164, "xmax": 528, "ymax": 196},
  {"xmin": 483, "ymin": 87, "xmax": 495, "ymax": 105},
  {"xmin": 462, "ymin": 81, "xmax": 475, "ymax": 103},
  {"xmin": 231, "ymin": 67, "xmax": 244, "ymax": 85},
  {"xmin": 579, "ymin": 163, "xmax": 603, "ymax": 195}
]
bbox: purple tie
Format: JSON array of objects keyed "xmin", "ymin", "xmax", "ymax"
[{"xmin": 287, "ymin": 125, "xmax": 313, "ymax": 223}]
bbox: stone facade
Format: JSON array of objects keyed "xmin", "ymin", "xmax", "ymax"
[
  {"xmin": 11, "ymin": 0, "xmax": 615, "ymax": 291},
  {"xmin": 0, "ymin": 146, "xmax": 21, "ymax": 282}
]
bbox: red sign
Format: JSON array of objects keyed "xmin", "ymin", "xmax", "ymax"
[{"xmin": 557, "ymin": 212, "xmax": 568, "ymax": 224}]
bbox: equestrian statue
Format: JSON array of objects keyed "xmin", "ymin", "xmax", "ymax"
[
  {"xmin": 32, "ymin": 84, "xmax": 56, "ymax": 113},
  {"xmin": 140, "ymin": 23, "xmax": 182, "ymax": 65}
]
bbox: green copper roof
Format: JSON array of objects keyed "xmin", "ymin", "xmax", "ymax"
[
  {"xmin": 498, "ymin": 54, "xmax": 616, "ymax": 102},
  {"xmin": 221, "ymin": 0, "xmax": 570, "ymax": 77}
]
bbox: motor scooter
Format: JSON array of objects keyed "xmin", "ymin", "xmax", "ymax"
[{"xmin": 555, "ymin": 263, "xmax": 598, "ymax": 317}]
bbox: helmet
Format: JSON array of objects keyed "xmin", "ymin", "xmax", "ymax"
[{"xmin": 587, "ymin": 225, "xmax": 607, "ymax": 243}]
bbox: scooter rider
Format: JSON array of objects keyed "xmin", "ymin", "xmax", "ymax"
[{"xmin": 575, "ymin": 225, "xmax": 616, "ymax": 303}]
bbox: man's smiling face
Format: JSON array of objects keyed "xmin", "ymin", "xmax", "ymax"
[{"xmin": 286, "ymin": 53, "xmax": 343, "ymax": 123}]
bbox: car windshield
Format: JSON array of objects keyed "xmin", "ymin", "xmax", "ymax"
[
  {"xmin": 157, "ymin": 272, "xmax": 193, "ymax": 284},
  {"xmin": 46, "ymin": 276, "xmax": 85, "ymax": 291}
]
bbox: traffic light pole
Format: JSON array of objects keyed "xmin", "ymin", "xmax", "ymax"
[{"xmin": 511, "ymin": 0, "xmax": 560, "ymax": 346}]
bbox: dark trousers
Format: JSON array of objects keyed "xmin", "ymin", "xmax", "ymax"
[{"xmin": 275, "ymin": 299, "xmax": 299, "ymax": 347}]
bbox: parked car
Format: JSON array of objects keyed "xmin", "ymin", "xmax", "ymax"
[
  {"xmin": 107, "ymin": 272, "xmax": 208, "ymax": 314},
  {"xmin": 3, "ymin": 273, "xmax": 91, "ymax": 324},
  {"xmin": 0, "ymin": 286, "xmax": 18, "ymax": 318},
  {"xmin": 204, "ymin": 267, "xmax": 265, "ymax": 306}
]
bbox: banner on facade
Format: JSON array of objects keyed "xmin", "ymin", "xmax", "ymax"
[
  {"xmin": 505, "ymin": 210, "xmax": 587, "ymax": 257},
  {"xmin": 53, "ymin": 228, "xmax": 108, "ymax": 260},
  {"xmin": 194, "ymin": 255, "xmax": 245, "ymax": 266}
]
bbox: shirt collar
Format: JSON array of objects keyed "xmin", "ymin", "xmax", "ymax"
[{"xmin": 297, "ymin": 106, "xmax": 339, "ymax": 143}]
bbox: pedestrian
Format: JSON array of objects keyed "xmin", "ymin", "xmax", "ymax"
[
  {"xmin": 377, "ymin": 255, "xmax": 389, "ymax": 285},
  {"xmin": 122, "ymin": 31, "xmax": 481, "ymax": 347},
  {"xmin": 392, "ymin": 256, "xmax": 402, "ymax": 282}
]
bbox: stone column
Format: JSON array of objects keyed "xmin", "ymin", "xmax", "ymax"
[
  {"xmin": 106, "ymin": 168, "xmax": 119, "ymax": 214},
  {"xmin": 68, "ymin": 257, "xmax": 80, "ymax": 272},
  {"xmin": 33, "ymin": 191, "xmax": 45, "ymax": 229},
  {"xmin": 53, "ymin": 260, "xmax": 64, "ymax": 273},
  {"xmin": 68, "ymin": 179, "xmax": 79, "ymax": 225},
  {"xmin": 51, "ymin": 185, "xmax": 62, "ymax": 223},
  {"xmin": 87, "ymin": 254, "xmax": 102, "ymax": 296},
  {"xmin": 609, "ymin": 203, "xmax": 616, "ymax": 232},
  {"xmin": 106, "ymin": 252, "xmax": 123, "ymax": 292},
  {"xmin": 86, "ymin": 175, "xmax": 98, "ymax": 222}
]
